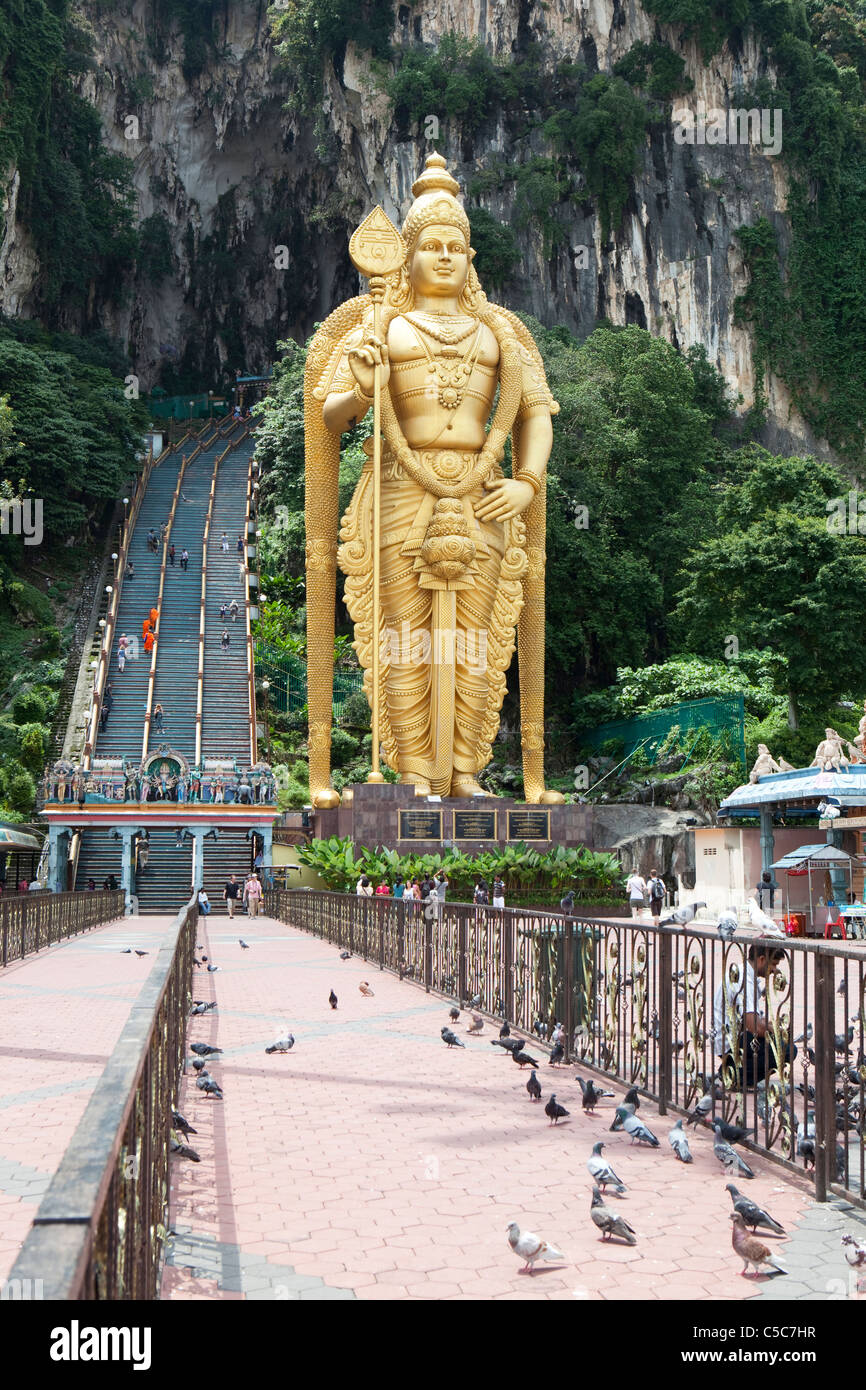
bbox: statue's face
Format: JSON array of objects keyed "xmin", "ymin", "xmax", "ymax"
[{"xmin": 410, "ymin": 223, "xmax": 469, "ymax": 298}]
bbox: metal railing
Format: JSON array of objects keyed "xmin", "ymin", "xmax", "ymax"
[
  {"xmin": 9, "ymin": 895, "xmax": 196, "ymax": 1298},
  {"xmin": 266, "ymin": 889, "xmax": 866, "ymax": 1209},
  {"xmin": 1, "ymin": 890, "xmax": 124, "ymax": 967}
]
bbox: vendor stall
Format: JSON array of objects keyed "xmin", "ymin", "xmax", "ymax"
[{"xmin": 769, "ymin": 843, "xmax": 860, "ymax": 936}]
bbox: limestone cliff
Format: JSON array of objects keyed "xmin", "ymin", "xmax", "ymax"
[{"xmin": 0, "ymin": 0, "xmax": 820, "ymax": 455}]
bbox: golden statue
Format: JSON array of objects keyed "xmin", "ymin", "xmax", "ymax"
[{"xmin": 304, "ymin": 154, "xmax": 564, "ymax": 808}]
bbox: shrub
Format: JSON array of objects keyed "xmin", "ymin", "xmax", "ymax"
[{"xmin": 11, "ymin": 689, "xmax": 46, "ymax": 725}]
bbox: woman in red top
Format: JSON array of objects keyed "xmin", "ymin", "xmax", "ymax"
[{"xmin": 375, "ymin": 882, "xmax": 390, "ymax": 896}]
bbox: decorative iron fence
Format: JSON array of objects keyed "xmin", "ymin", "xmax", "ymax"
[
  {"xmin": 266, "ymin": 889, "xmax": 866, "ymax": 1209},
  {"xmin": 0, "ymin": 890, "xmax": 124, "ymax": 967},
  {"xmin": 9, "ymin": 896, "xmax": 196, "ymax": 1298}
]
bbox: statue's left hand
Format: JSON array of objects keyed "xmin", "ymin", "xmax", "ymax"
[{"xmin": 475, "ymin": 478, "xmax": 535, "ymax": 522}]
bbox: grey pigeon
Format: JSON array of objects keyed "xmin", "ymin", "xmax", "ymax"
[
  {"xmin": 587, "ymin": 1142, "xmax": 626, "ymax": 1195},
  {"xmin": 190, "ymin": 1043, "xmax": 222, "ymax": 1057},
  {"xmin": 191, "ymin": 1058, "xmax": 207, "ymax": 1073},
  {"xmin": 623, "ymin": 1113, "xmax": 660, "ymax": 1147},
  {"xmin": 512, "ymin": 1047, "xmax": 540, "ymax": 1068},
  {"xmin": 172, "ymin": 1109, "xmax": 196, "ymax": 1139},
  {"xmin": 590, "ymin": 1187, "xmax": 637, "ymax": 1244},
  {"xmin": 623, "ymin": 1087, "xmax": 640, "ymax": 1111},
  {"xmin": 190, "ymin": 1001, "xmax": 217, "ymax": 1016},
  {"xmin": 716, "ymin": 1120, "xmax": 752, "ymax": 1145},
  {"xmin": 526, "ymin": 1070, "xmax": 542, "ymax": 1101},
  {"xmin": 239, "ymin": 938, "xmax": 250, "ymax": 949},
  {"xmin": 449, "ymin": 1007, "xmax": 460, "ymax": 1022},
  {"xmin": 339, "ymin": 950, "xmax": 352, "ymax": 960},
  {"xmin": 544, "ymin": 1093, "xmax": 569, "ymax": 1125},
  {"xmin": 207, "ymin": 964, "xmax": 220, "ymax": 973},
  {"xmin": 794, "ymin": 1024, "xmax": 813, "ymax": 1045},
  {"xmin": 549, "ymin": 1042, "xmax": 564, "ymax": 1066},
  {"xmin": 576, "ymin": 1076, "xmax": 608, "ymax": 1112},
  {"xmin": 835, "ymin": 1025, "xmax": 855, "ymax": 1053},
  {"xmin": 609, "ymin": 1103, "xmax": 636, "ymax": 1132},
  {"xmin": 469, "ymin": 993, "xmax": 482, "ymax": 1009},
  {"xmin": 713, "ymin": 1124, "xmax": 754, "ymax": 1178},
  {"xmin": 668, "ymin": 1120, "xmax": 692, "ymax": 1163},
  {"xmin": 491, "ymin": 1037, "xmax": 523, "ymax": 1054},
  {"xmin": 134, "ymin": 950, "xmax": 148, "ymax": 957},
  {"xmin": 441, "ymin": 1027, "xmax": 465, "ymax": 1048},
  {"xmin": 717, "ymin": 910, "xmax": 737, "ymax": 942},
  {"xmin": 726, "ymin": 1183, "xmax": 784, "ymax": 1233},
  {"xmin": 329, "ymin": 990, "xmax": 338, "ymax": 1009},
  {"xmin": 499, "ymin": 1021, "xmax": 511, "ymax": 1039},
  {"xmin": 659, "ymin": 901, "xmax": 706, "ymax": 926},
  {"xmin": 196, "ymin": 1076, "xmax": 223, "ymax": 1099},
  {"xmin": 170, "ymin": 1138, "xmax": 201, "ymax": 1162},
  {"xmin": 121, "ymin": 948, "xmax": 131, "ymax": 954},
  {"xmin": 685, "ymin": 1093, "xmax": 713, "ymax": 1127},
  {"xmin": 265, "ymin": 1029, "xmax": 295, "ymax": 1054}
]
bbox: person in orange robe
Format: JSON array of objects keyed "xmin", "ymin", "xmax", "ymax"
[{"xmin": 143, "ymin": 629, "xmax": 154, "ymax": 655}]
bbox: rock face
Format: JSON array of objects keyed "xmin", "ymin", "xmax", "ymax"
[
  {"xmin": 0, "ymin": 0, "xmax": 820, "ymax": 454},
  {"xmin": 591, "ymin": 803, "xmax": 704, "ymax": 888}
]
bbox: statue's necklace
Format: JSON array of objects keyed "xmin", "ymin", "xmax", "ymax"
[
  {"xmin": 405, "ymin": 311, "xmax": 478, "ymax": 346},
  {"xmin": 407, "ymin": 320, "xmax": 484, "ymax": 416}
]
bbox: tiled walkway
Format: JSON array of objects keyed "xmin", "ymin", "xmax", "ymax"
[
  {"xmin": 163, "ymin": 916, "xmax": 866, "ymax": 1301},
  {"xmin": 0, "ymin": 916, "xmax": 180, "ymax": 1282}
]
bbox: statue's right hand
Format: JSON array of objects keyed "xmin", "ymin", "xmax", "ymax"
[{"xmin": 348, "ymin": 332, "xmax": 390, "ymax": 396}]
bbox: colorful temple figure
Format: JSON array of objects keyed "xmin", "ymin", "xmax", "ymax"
[{"xmin": 304, "ymin": 154, "xmax": 564, "ymax": 808}]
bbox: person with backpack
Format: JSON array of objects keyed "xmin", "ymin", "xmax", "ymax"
[{"xmin": 647, "ymin": 869, "xmax": 666, "ymax": 926}]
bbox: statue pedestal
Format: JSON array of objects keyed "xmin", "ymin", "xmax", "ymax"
[{"xmin": 313, "ymin": 781, "xmax": 593, "ymax": 851}]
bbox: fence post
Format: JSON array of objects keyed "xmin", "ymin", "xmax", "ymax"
[
  {"xmin": 813, "ymin": 949, "xmax": 836, "ymax": 1202},
  {"xmin": 502, "ymin": 910, "xmax": 514, "ymax": 1025},
  {"xmin": 424, "ymin": 906, "xmax": 433, "ymax": 993},
  {"xmin": 363, "ymin": 898, "xmax": 369, "ymax": 962},
  {"xmin": 379, "ymin": 901, "xmax": 385, "ymax": 972},
  {"xmin": 562, "ymin": 913, "xmax": 575, "ymax": 1064},
  {"xmin": 457, "ymin": 908, "xmax": 467, "ymax": 1004},
  {"xmin": 657, "ymin": 927, "xmax": 673, "ymax": 1116},
  {"xmin": 2, "ymin": 907, "xmax": 6, "ymax": 967},
  {"xmin": 398, "ymin": 900, "xmax": 405, "ymax": 979}
]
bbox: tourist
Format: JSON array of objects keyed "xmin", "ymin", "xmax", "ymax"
[
  {"xmin": 393, "ymin": 877, "xmax": 405, "ymax": 900},
  {"xmin": 410, "ymin": 879, "xmax": 422, "ymax": 910},
  {"xmin": 126, "ymin": 560, "xmax": 134, "ymax": 580},
  {"xmin": 356, "ymin": 875, "xmax": 373, "ymax": 897},
  {"xmin": 149, "ymin": 606, "xmax": 158, "ymax": 631},
  {"xmin": 375, "ymin": 881, "xmax": 390, "ymax": 897},
  {"xmin": 224, "ymin": 874, "xmax": 240, "ymax": 918},
  {"xmin": 713, "ymin": 943, "xmax": 792, "ymax": 1086},
  {"xmin": 492, "ymin": 875, "xmax": 505, "ymax": 913},
  {"xmin": 168, "ymin": 543, "xmax": 175, "ymax": 566},
  {"xmin": 100, "ymin": 701, "xmax": 109, "ymax": 732},
  {"xmin": 473, "ymin": 879, "xmax": 489, "ymax": 908},
  {"xmin": 756, "ymin": 870, "xmax": 776, "ymax": 912},
  {"xmin": 220, "ymin": 602, "xmax": 227, "ymax": 621},
  {"xmin": 237, "ymin": 535, "xmax": 244, "ymax": 554},
  {"xmin": 434, "ymin": 870, "xmax": 448, "ymax": 917},
  {"xmin": 220, "ymin": 629, "xmax": 230, "ymax": 652},
  {"xmin": 87, "ymin": 879, "xmax": 96, "ymax": 891},
  {"xmin": 647, "ymin": 869, "xmax": 666, "ymax": 926},
  {"xmin": 180, "ymin": 548, "xmax": 189, "ymax": 571},
  {"xmin": 626, "ymin": 869, "xmax": 647, "ymax": 919},
  {"xmin": 220, "ymin": 532, "xmax": 230, "ymax": 552},
  {"xmin": 229, "ymin": 599, "xmax": 239, "ymax": 622},
  {"xmin": 117, "ymin": 634, "xmax": 128, "ymax": 673},
  {"xmin": 244, "ymin": 872, "xmax": 263, "ymax": 918},
  {"xmin": 197, "ymin": 887, "xmax": 211, "ymax": 916},
  {"xmin": 142, "ymin": 617, "xmax": 151, "ymax": 641},
  {"xmin": 153, "ymin": 704, "xmax": 165, "ymax": 734}
]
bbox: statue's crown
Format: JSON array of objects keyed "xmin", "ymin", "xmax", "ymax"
[{"xmin": 402, "ymin": 153, "xmax": 471, "ymax": 251}]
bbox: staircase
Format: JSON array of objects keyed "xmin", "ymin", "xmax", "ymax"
[{"xmin": 73, "ymin": 427, "xmax": 258, "ymax": 912}]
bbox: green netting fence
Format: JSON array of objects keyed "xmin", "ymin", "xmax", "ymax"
[
  {"xmin": 578, "ymin": 695, "xmax": 745, "ymax": 766},
  {"xmin": 254, "ymin": 642, "xmax": 364, "ymax": 717},
  {"xmin": 148, "ymin": 394, "xmax": 223, "ymax": 421}
]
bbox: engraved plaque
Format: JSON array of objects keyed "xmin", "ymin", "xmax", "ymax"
[
  {"xmin": 453, "ymin": 809, "xmax": 497, "ymax": 841},
  {"xmin": 506, "ymin": 808, "xmax": 551, "ymax": 842},
  {"xmin": 398, "ymin": 808, "xmax": 443, "ymax": 841}
]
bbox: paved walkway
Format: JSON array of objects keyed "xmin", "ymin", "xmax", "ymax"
[
  {"xmin": 0, "ymin": 915, "xmax": 179, "ymax": 1283},
  {"xmin": 163, "ymin": 915, "xmax": 866, "ymax": 1301}
]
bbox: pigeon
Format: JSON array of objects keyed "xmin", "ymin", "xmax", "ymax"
[
  {"xmin": 560, "ymin": 891, "xmax": 575, "ymax": 913},
  {"xmin": 134, "ymin": 950, "xmax": 148, "ymax": 957},
  {"xmin": 726, "ymin": 1184, "xmax": 784, "ymax": 1234},
  {"xmin": 329, "ymin": 990, "xmax": 338, "ymax": 1010},
  {"xmin": 532, "ymin": 1017, "xmax": 549, "ymax": 1040},
  {"xmin": 623, "ymin": 1087, "xmax": 640, "ymax": 1111},
  {"xmin": 609, "ymin": 1103, "xmax": 636, "ymax": 1132},
  {"xmin": 190, "ymin": 1043, "xmax": 222, "ymax": 1057},
  {"xmin": 715, "ymin": 1120, "xmax": 752, "ymax": 1146},
  {"xmin": 623, "ymin": 1114, "xmax": 660, "ymax": 1147},
  {"xmin": 239, "ymin": 938, "xmax": 250, "ymax": 949},
  {"xmin": 121, "ymin": 949, "xmax": 131, "ymax": 954},
  {"xmin": 686, "ymin": 1093, "xmax": 713, "ymax": 1127},
  {"xmin": 576, "ymin": 1076, "xmax": 603, "ymax": 1112},
  {"xmin": 668, "ymin": 1120, "xmax": 693, "ymax": 1163},
  {"xmin": 449, "ymin": 1007, "xmax": 460, "ymax": 1022},
  {"xmin": 549, "ymin": 1042, "xmax": 564, "ymax": 1066},
  {"xmin": 550, "ymin": 1022, "xmax": 564, "ymax": 1047},
  {"xmin": 499, "ymin": 1021, "xmax": 511, "ymax": 1039},
  {"xmin": 171, "ymin": 1110, "xmax": 196, "ymax": 1139},
  {"xmin": 490, "ymin": 1037, "xmax": 523, "ymax": 1054},
  {"xmin": 544, "ymin": 1093, "xmax": 569, "ymax": 1125},
  {"xmin": 467, "ymin": 1013, "xmax": 484, "ymax": 1034},
  {"xmin": 207, "ymin": 964, "xmax": 220, "ymax": 973},
  {"xmin": 193, "ymin": 957, "xmax": 204, "ymax": 968},
  {"xmin": 190, "ymin": 1001, "xmax": 217, "ymax": 1016},
  {"xmin": 794, "ymin": 1024, "xmax": 813, "ymax": 1045},
  {"xmin": 265, "ymin": 1028, "xmax": 295, "ymax": 1054},
  {"xmin": 526, "ymin": 1070, "xmax": 542, "ymax": 1101},
  {"xmin": 441, "ymin": 1027, "xmax": 465, "ymax": 1048},
  {"xmin": 717, "ymin": 910, "xmax": 738, "ymax": 942},
  {"xmin": 506, "ymin": 1222, "xmax": 565, "ymax": 1273},
  {"xmin": 512, "ymin": 1047, "xmax": 540, "ymax": 1068},
  {"xmin": 170, "ymin": 1139, "xmax": 201, "ymax": 1162},
  {"xmin": 590, "ymin": 1187, "xmax": 637, "ymax": 1244},
  {"xmin": 842, "ymin": 1233, "xmax": 866, "ymax": 1268},
  {"xmin": 201, "ymin": 956, "xmax": 208, "ymax": 962},
  {"xmin": 339, "ymin": 950, "xmax": 352, "ymax": 960},
  {"xmin": 835, "ymin": 1026, "xmax": 855, "ymax": 1053},
  {"xmin": 469, "ymin": 993, "xmax": 482, "ymax": 1009},
  {"xmin": 713, "ymin": 1124, "xmax": 754, "ymax": 1177},
  {"xmin": 746, "ymin": 897, "xmax": 784, "ymax": 937},
  {"xmin": 659, "ymin": 901, "xmax": 706, "ymax": 926},
  {"xmin": 191, "ymin": 1059, "xmax": 207, "ymax": 1073},
  {"xmin": 196, "ymin": 1077, "xmax": 223, "ymax": 1099},
  {"xmin": 359, "ymin": 982, "xmax": 375, "ymax": 996},
  {"xmin": 730, "ymin": 1212, "xmax": 787, "ymax": 1276},
  {"xmin": 587, "ymin": 1142, "xmax": 626, "ymax": 1195}
]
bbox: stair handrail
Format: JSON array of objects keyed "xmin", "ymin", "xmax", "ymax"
[
  {"xmin": 245, "ymin": 441, "xmax": 258, "ymax": 764},
  {"xmin": 141, "ymin": 452, "xmax": 190, "ymax": 762},
  {"xmin": 195, "ymin": 445, "xmax": 222, "ymax": 767}
]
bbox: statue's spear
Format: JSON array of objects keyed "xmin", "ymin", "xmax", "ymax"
[{"xmin": 349, "ymin": 207, "xmax": 406, "ymax": 785}]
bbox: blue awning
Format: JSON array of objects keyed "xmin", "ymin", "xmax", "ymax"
[
  {"xmin": 770, "ymin": 843, "xmax": 858, "ymax": 869},
  {"xmin": 720, "ymin": 763, "xmax": 866, "ymax": 812}
]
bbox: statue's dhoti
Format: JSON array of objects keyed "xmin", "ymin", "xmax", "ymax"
[{"xmin": 338, "ymin": 445, "xmax": 528, "ymax": 794}]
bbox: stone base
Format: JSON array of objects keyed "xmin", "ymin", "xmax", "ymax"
[{"xmin": 312, "ymin": 781, "xmax": 594, "ymax": 851}]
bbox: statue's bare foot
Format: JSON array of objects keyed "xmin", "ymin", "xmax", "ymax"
[
  {"xmin": 312, "ymin": 788, "xmax": 341, "ymax": 809},
  {"xmin": 400, "ymin": 773, "xmax": 432, "ymax": 797},
  {"xmin": 538, "ymin": 788, "xmax": 565, "ymax": 804},
  {"xmin": 450, "ymin": 774, "xmax": 489, "ymax": 798}
]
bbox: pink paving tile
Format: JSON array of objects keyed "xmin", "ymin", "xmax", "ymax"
[{"xmin": 162, "ymin": 913, "xmax": 825, "ymax": 1302}]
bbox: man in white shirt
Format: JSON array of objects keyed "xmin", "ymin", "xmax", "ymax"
[
  {"xmin": 626, "ymin": 871, "xmax": 647, "ymax": 918},
  {"xmin": 713, "ymin": 943, "xmax": 789, "ymax": 1085}
]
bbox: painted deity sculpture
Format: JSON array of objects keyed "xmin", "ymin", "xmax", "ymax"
[{"xmin": 304, "ymin": 155, "xmax": 564, "ymax": 807}]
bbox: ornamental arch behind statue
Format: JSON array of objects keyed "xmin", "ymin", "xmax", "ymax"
[{"xmin": 304, "ymin": 154, "xmax": 564, "ymax": 808}]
